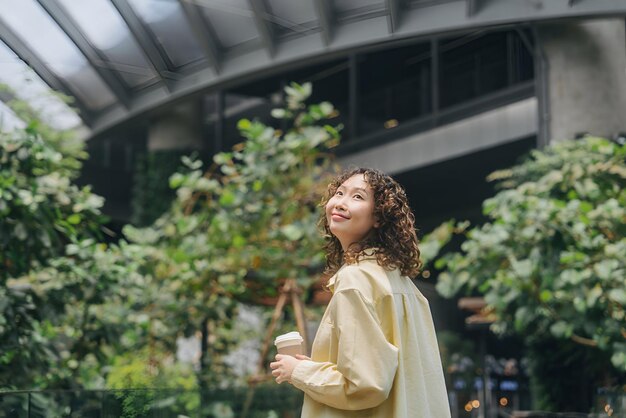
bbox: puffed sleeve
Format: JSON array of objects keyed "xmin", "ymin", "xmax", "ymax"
[{"xmin": 290, "ymin": 288, "xmax": 399, "ymax": 410}]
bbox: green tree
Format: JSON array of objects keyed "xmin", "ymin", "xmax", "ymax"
[
  {"xmin": 436, "ymin": 137, "xmax": 626, "ymax": 410},
  {"xmin": 1, "ymin": 81, "xmax": 341, "ymax": 395},
  {"xmin": 0, "ymin": 92, "xmax": 143, "ymax": 389},
  {"xmin": 121, "ymin": 82, "xmax": 341, "ymax": 389},
  {"xmin": 0, "ymin": 125, "xmax": 103, "ymax": 280}
]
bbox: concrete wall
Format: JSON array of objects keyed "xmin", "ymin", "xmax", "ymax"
[
  {"xmin": 339, "ymin": 98, "xmax": 538, "ymax": 175},
  {"xmin": 536, "ymin": 18, "xmax": 626, "ymax": 142}
]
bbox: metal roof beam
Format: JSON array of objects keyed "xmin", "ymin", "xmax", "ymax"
[
  {"xmin": 110, "ymin": 0, "xmax": 177, "ymax": 91},
  {"xmin": 0, "ymin": 86, "xmax": 25, "ymax": 125},
  {"xmin": 248, "ymin": 0, "xmax": 276, "ymax": 57},
  {"xmin": 88, "ymin": 1, "xmax": 626, "ymax": 139},
  {"xmin": 0, "ymin": 18, "xmax": 94, "ymax": 125},
  {"xmin": 36, "ymin": 0, "xmax": 131, "ymax": 109},
  {"xmin": 314, "ymin": 0, "xmax": 334, "ymax": 46},
  {"xmin": 386, "ymin": 0, "xmax": 401, "ymax": 33},
  {"xmin": 177, "ymin": 0, "xmax": 221, "ymax": 73}
]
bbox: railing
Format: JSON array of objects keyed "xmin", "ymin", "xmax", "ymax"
[
  {"xmin": 1, "ymin": 385, "xmax": 622, "ymax": 417},
  {"xmin": 0, "ymin": 385, "xmax": 303, "ymax": 418}
]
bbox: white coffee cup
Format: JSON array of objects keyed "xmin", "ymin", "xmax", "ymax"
[{"xmin": 274, "ymin": 331, "xmax": 304, "ymax": 357}]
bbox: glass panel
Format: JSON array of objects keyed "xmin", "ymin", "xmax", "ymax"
[
  {"xmin": 0, "ymin": 100, "xmax": 26, "ymax": 132},
  {"xmin": 200, "ymin": 0, "xmax": 258, "ymax": 49},
  {"xmin": 334, "ymin": 0, "xmax": 384, "ymax": 16},
  {"xmin": 128, "ymin": 0, "xmax": 205, "ymax": 68},
  {"xmin": 510, "ymin": 31, "xmax": 534, "ymax": 83},
  {"xmin": 0, "ymin": 0, "xmax": 116, "ymax": 110},
  {"xmin": 267, "ymin": 0, "xmax": 318, "ymax": 37},
  {"xmin": 440, "ymin": 31, "xmax": 524, "ymax": 108},
  {"xmin": 358, "ymin": 42, "xmax": 432, "ymax": 137},
  {"xmin": 57, "ymin": 0, "xmax": 156, "ymax": 88},
  {"xmin": 0, "ymin": 41, "xmax": 83, "ymax": 130}
]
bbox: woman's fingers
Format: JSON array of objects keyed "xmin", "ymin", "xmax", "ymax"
[
  {"xmin": 269, "ymin": 354, "xmax": 298, "ymax": 384},
  {"xmin": 273, "ymin": 369, "xmax": 285, "ymax": 384},
  {"xmin": 295, "ymin": 354, "xmax": 311, "ymax": 360},
  {"xmin": 270, "ymin": 359, "xmax": 284, "ymax": 383}
]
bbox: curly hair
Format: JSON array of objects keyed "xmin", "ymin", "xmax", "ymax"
[{"xmin": 319, "ymin": 167, "xmax": 422, "ymax": 278}]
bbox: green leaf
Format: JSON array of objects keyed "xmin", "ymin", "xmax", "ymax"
[
  {"xmin": 271, "ymin": 108, "xmax": 286, "ymax": 119},
  {"xmin": 13, "ymin": 223, "xmax": 27, "ymax": 240},
  {"xmin": 611, "ymin": 351, "xmax": 626, "ymax": 371},
  {"xmin": 511, "ymin": 258, "xmax": 534, "ymax": 278},
  {"xmin": 483, "ymin": 199, "xmax": 497, "ymax": 215},
  {"xmin": 514, "ymin": 306, "xmax": 533, "ymax": 332},
  {"xmin": 218, "ymin": 190, "xmax": 236, "ymax": 206},
  {"xmin": 213, "ymin": 152, "xmax": 232, "ymax": 165},
  {"xmin": 594, "ymin": 260, "xmax": 619, "ymax": 280},
  {"xmin": 539, "ymin": 290, "xmax": 553, "ymax": 303},
  {"xmin": 67, "ymin": 214, "xmax": 82, "ymax": 225},
  {"xmin": 169, "ymin": 173, "xmax": 185, "ymax": 189},
  {"xmin": 232, "ymin": 235, "xmax": 246, "ymax": 248},
  {"xmin": 586, "ymin": 284, "xmax": 603, "ymax": 307},
  {"xmin": 579, "ymin": 201, "xmax": 593, "ymax": 213},
  {"xmin": 281, "ymin": 224, "xmax": 303, "ymax": 241},
  {"xmin": 608, "ymin": 288, "xmax": 626, "ymax": 305},
  {"xmin": 319, "ymin": 102, "xmax": 334, "ymax": 117},
  {"xmin": 550, "ymin": 321, "xmax": 572, "ymax": 338},
  {"xmin": 237, "ymin": 119, "xmax": 251, "ymax": 130}
]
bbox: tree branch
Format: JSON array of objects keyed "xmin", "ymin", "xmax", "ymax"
[{"xmin": 570, "ymin": 334, "xmax": 597, "ymax": 347}]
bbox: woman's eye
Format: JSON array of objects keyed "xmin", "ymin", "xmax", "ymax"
[
  {"xmin": 354, "ymin": 194, "xmax": 363, "ymax": 200},
  {"xmin": 335, "ymin": 190, "xmax": 343, "ymax": 196}
]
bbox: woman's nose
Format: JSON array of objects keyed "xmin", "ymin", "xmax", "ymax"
[{"xmin": 334, "ymin": 197, "xmax": 347, "ymax": 210}]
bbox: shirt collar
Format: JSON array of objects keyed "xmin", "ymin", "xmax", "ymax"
[{"xmin": 325, "ymin": 247, "xmax": 380, "ymax": 292}]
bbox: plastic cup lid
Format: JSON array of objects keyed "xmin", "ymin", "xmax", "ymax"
[{"xmin": 274, "ymin": 331, "xmax": 303, "ymax": 345}]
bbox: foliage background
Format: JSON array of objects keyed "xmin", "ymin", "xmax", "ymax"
[
  {"xmin": 2, "ymin": 80, "xmax": 625, "ymax": 414},
  {"xmin": 436, "ymin": 136, "xmax": 626, "ymax": 410}
]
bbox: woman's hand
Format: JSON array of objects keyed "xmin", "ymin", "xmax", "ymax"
[{"xmin": 270, "ymin": 354, "xmax": 310, "ymax": 384}]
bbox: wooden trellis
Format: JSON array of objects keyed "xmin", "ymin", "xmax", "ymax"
[{"xmin": 241, "ymin": 279, "xmax": 309, "ymax": 418}]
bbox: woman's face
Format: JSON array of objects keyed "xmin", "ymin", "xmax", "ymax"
[{"xmin": 325, "ymin": 174, "xmax": 378, "ymax": 251}]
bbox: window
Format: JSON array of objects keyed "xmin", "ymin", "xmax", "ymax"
[
  {"xmin": 358, "ymin": 42, "xmax": 432, "ymax": 137},
  {"xmin": 439, "ymin": 31, "xmax": 533, "ymax": 108}
]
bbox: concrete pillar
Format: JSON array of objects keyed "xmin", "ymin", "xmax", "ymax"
[
  {"xmin": 147, "ymin": 101, "xmax": 203, "ymax": 151},
  {"xmin": 535, "ymin": 19, "xmax": 626, "ymax": 142}
]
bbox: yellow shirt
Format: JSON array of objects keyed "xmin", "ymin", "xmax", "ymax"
[{"xmin": 291, "ymin": 257, "xmax": 451, "ymax": 418}]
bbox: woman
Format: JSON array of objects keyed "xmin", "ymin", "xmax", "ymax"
[{"xmin": 270, "ymin": 168, "xmax": 451, "ymax": 417}]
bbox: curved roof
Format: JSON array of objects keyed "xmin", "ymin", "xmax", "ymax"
[{"xmin": 1, "ymin": 0, "xmax": 626, "ymax": 139}]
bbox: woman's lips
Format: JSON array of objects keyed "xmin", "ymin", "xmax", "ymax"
[{"xmin": 331, "ymin": 213, "xmax": 349, "ymax": 221}]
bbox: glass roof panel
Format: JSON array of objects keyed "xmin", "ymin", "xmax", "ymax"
[
  {"xmin": 267, "ymin": 0, "xmax": 318, "ymax": 37},
  {"xmin": 0, "ymin": 0, "xmax": 116, "ymax": 110},
  {"xmin": 0, "ymin": 41, "xmax": 82, "ymax": 131},
  {"xmin": 56, "ymin": 0, "xmax": 156, "ymax": 88},
  {"xmin": 128, "ymin": 0, "xmax": 205, "ymax": 68},
  {"xmin": 199, "ymin": 0, "xmax": 259, "ymax": 49},
  {"xmin": 0, "ymin": 100, "xmax": 26, "ymax": 132},
  {"xmin": 333, "ymin": 0, "xmax": 385, "ymax": 16}
]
